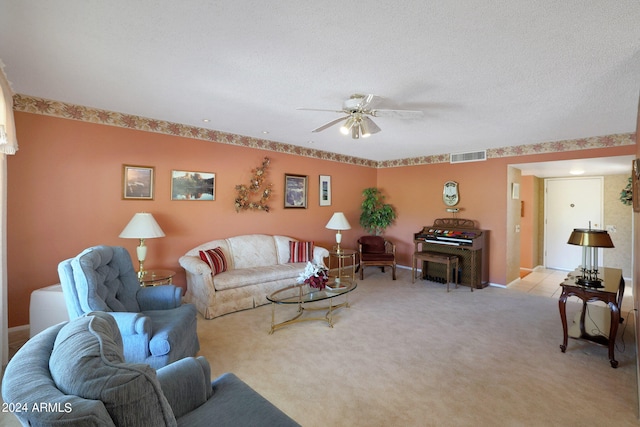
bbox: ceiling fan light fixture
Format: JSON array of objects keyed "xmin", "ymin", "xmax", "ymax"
[
  {"xmin": 340, "ymin": 116, "xmax": 356, "ymax": 135},
  {"xmin": 360, "ymin": 120, "xmax": 371, "ymax": 138},
  {"xmin": 351, "ymin": 123, "xmax": 360, "ymax": 139}
]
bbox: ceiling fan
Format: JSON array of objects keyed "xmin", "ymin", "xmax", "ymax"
[{"xmin": 298, "ymin": 94, "xmax": 424, "ymax": 139}]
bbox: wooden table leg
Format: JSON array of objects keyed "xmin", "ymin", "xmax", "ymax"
[
  {"xmin": 608, "ymin": 302, "xmax": 620, "ymax": 368},
  {"xmin": 559, "ymin": 293, "xmax": 568, "ymax": 353}
]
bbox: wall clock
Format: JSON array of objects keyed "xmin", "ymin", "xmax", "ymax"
[{"xmin": 443, "ymin": 181, "xmax": 459, "ymax": 206}]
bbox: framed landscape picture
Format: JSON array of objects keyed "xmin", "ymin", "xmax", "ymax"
[
  {"xmin": 284, "ymin": 174, "xmax": 307, "ymax": 208},
  {"xmin": 319, "ymin": 175, "xmax": 331, "ymax": 206},
  {"xmin": 171, "ymin": 170, "xmax": 215, "ymax": 200},
  {"xmin": 123, "ymin": 165, "xmax": 154, "ymax": 200}
]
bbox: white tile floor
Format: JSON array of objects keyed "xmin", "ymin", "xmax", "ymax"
[{"xmin": 509, "ymin": 267, "xmax": 635, "ymax": 313}]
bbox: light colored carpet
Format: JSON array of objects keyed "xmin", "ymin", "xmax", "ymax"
[{"xmin": 197, "ymin": 268, "xmax": 639, "ymax": 427}]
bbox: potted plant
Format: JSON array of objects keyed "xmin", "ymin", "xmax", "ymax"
[{"xmin": 359, "ymin": 187, "xmax": 397, "ymax": 235}]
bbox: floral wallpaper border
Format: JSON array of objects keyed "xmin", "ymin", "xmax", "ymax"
[{"xmin": 13, "ymin": 94, "xmax": 634, "ymax": 168}]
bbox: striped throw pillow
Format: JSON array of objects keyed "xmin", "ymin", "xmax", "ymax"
[
  {"xmin": 289, "ymin": 241, "xmax": 314, "ymax": 263},
  {"xmin": 199, "ymin": 247, "xmax": 228, "ymax": 275}
]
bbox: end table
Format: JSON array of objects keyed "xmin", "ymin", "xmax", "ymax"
[
  {"xmin": 558, "ymin": 267, "xmax": 624, "ymax": 368},
  {"xmin": 139, "ymin": 269, "xmax": 176, "ymax": 287},
  {"xmin": 327, "ymin": 249, "xmax": 357, "ymax": 282}
]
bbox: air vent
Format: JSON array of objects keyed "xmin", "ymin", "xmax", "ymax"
[{"xmin": 450, "ymin": 150, "xmax": 487, "ymax": 164}]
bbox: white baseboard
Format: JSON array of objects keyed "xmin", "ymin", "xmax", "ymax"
[{"xmin": 8, "ymin": 324, "xmax": 29, "ymax": 334}]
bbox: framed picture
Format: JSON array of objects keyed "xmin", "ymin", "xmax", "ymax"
[
  {"xmin": 319, "ymin": 175, "xmax": 331, "ymax": 206},
  {"xmin": 123, "ymin": 165, "xmax": 154, "ymax": 200},
  {"xmin": 171, "ymin": 170, "xmax": 215, "ymax": 201},
  {"xmin": 511, "ymin": 182, "xmax": 520, "ymax": 200},
  {"xmin": 284, "ymin": 174, "xmax": 307, "ymax": 208}
]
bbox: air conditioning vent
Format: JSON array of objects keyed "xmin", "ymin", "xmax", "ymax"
[{"xmin": 450, "ymin": 150, "xmax": 487, "ymax": 164}]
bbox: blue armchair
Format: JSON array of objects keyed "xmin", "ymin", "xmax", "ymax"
[
  {"xmin": 2, "ymin": 312, "xmax": 300, "ymax": 427},
  {"xmin": 58, "ymin": 245, "xmax": 199, "ymax": 369}
]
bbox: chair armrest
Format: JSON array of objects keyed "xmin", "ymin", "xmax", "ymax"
[
  {"xmin": 179, "ymin": 255, "xmax": 213, "ymax": 275},
  {"xmin": 137, "ymin": 285, "xmax": 182, "ymax": 311},
  {"xmin": 107, "ymin": 312, "xmax": 151, "ymax": 336},
  {"xmin": 385, "ymin": 240, "xmax": 396, "ymax": 255},
  {"xmin": 156, "ymin": 356, "xmax": 213, "ymax": 419}
]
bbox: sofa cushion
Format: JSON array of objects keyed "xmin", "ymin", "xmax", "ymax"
[
  {"xmin": 50, "ymin": 312, "xmax": 177, "ymax": 427},
  {"xmin": 289, "ymin": 241, "xmax": 314, "ymax": 263},
  {"xmin": 213, "ymin": 264, "xmax": 304, "ymax": 291},
  {"xmin": 199, "ymin": 247, "xmax": 228, "ymax": 275},
  {"xmin": 228, "ymin": 234, "xmax": 278, "ymax": 269}
]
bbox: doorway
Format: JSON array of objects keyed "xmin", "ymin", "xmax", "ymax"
[{"xmin": 544, "ymin": 177, "xmax": 604, "ymax": 271}]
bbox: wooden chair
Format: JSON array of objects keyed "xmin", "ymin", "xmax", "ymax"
[{"xmin": 358, "ymin": 236, "xmax": 396, "ymax": 280}]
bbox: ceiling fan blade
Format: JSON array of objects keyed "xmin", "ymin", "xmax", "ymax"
[
  {"xmin": 371, "ymin": 109, "xmax": 424, "ymax": 119},
  {"xmin": 311, "ymin": 116, "xmax": 350, "ymax": 133},
  {"xmin": 360, "ymin": 94, "xmax": 383, "ymax": 111},
  {"xmin": 297, "ymin": 107, "xmax": 344, "ymax": 113}
]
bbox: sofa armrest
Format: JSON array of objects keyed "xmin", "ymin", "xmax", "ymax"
[
  {"xmin": 313, "ymin": 246, "xmax": 330, "ymax": 267},
  {"xmin": 107, "ymin": 312, "xmax": 151, "ymax": 337},
  {"xmin": 156, "ymin": 356, "xmax": 213, "ymax": 419},
  {"xmin": 137, "ymin": 285, "xmax": 182, "ymax": 310},
  {"xmin": 179, "ymin": 255, "xmax": 213, "ymax": 275}
]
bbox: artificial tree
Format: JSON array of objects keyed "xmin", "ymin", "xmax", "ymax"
[{"xmin": 359, "ymin": 187, "xmax": 397, "ymax": 235}]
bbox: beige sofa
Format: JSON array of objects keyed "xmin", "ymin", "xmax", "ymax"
[{"xmin": 179, "ymin": 234, "xmax": 329, "ymax": 319}]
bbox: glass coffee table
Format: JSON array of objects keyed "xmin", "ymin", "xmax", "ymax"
[{"xmin": 266, "ymin": 278, "xmax": 357, "ymax": 334}]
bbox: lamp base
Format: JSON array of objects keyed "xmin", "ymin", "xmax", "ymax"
[{"xmin": 575, "ymin": 277, "xmax": 603, "ymax": 288}]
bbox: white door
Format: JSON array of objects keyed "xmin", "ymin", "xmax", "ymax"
[{"xmin": 544, "ymin": 177, "xmax": 603, "ymax": 271}]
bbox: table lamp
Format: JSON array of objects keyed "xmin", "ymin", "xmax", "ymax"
[
  {"xmin": 567, "ymin": 225, "xmax": 614, "ymax": 288},
  {"xmin": 325, "ymin": 212, "xmax": 351, "ymax": 253},
  {"xmin": 119, "ymin": 212, "xmax": 166, "ymax": 278}
]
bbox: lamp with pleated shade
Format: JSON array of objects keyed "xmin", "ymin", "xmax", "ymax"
[
  {"xmin": 119, "ymin": 212, "xmax": 165, "ymax": 278},
  {"xmin": 325, "ymin": 212, "xmax": 351, "ymax": 253}
]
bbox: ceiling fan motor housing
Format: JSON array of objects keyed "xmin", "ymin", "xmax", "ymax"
[{"xmin": 343, "ymin": 96, "xmax": 366, "ymax": 112}]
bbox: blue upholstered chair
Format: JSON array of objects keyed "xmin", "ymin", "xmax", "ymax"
[
  {"xmin": 2, "ymin": 312, "xmax": 300, "ymax": 427},
  {"xmin": 58, "ymin": 245, "xmax": 199, "ymax": 369}
]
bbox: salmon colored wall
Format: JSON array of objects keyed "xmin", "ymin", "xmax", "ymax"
[
  {"xmin": 376, "ymin": 144, "xmax": 636, "ymax": 286},
  {"xmin": 7, "ymin": 111, "xmax": 636, "ymax": 327},
  {"xmin": 7, "ymin": 112, "xmax": 375, "ymax": 327}
]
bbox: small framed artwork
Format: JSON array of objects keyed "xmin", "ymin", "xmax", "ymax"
[
  {"xmin": 511, "ymin": 182, "xmax": 520, "ymax": 200},
  {"xmin": 123, "ymin": 165, "xmax": 154, "ymax": 200},
  {"xmin": 284, "ymin": 174, "xmax": 308, "ymax": 208},
  {"xmin": 319, "ymin": 175, "xmax": 331, "ymax": 206},
  {"xmin": 171, "ymin": 170, "xmax": 215, "ymax": 201}
]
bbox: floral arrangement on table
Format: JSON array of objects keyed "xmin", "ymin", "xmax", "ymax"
[{"xmin": 297, "ymin": 261, "xmax": 329, "ymax": 290}]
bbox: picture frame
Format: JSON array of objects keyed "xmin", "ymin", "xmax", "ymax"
[
  {"xmin": 123, "ymin": 165, "xmax": 154, "ymax": 200},
  {"xmin": 171, "ymin": 170, "xmax": 215, "ymax": 201},
  {"xmin": 511, "ymin": 182, "xmax": 520, "ymax": 200},
  {"xmin": 284, "ymin": 174, "xmax": 308, "ymax": 208},
  {"xmin": 319, "ymin": 175, "xmax": 331, "ymax": 206}
]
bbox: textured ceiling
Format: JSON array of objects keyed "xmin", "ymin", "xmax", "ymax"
[{"xmin": 1, "ymin": 1, "xmax": 639, "ymax": 164}]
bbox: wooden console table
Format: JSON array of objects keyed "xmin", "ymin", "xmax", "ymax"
[{"xmin": 558, "ymin": 267, "xmax": 624, "ymax": 368}]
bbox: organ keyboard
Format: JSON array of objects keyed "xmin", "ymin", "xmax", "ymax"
[{"xmin": 414, "ymin": 218, "xmax": 489, "ymax": 288}]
